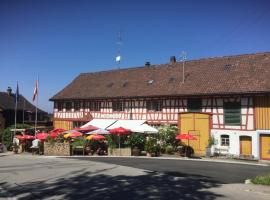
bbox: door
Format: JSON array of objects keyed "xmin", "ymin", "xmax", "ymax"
[
  {"xmin": 260, "ymin": 134, "xmax": 270, "ymax": 160},
  {"xmin": 179, "ymin": 113, "xmax": 211, "ymax": 156},
  {"xmin": 240, "ymin": 136, "xmax": 252, "ymax": 156}
]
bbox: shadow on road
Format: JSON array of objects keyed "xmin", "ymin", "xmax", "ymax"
[{"xmin": 0, "ymin": 168, "xmax": 224, "ymax": 200}]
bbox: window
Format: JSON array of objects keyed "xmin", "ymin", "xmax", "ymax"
[
  {"xmin": 89, "ymin": 102, "xmax": 101, "ymax": 111},
  {"xmin": 74, "ymin": 102, "xmax": 80, "ymax": 111},
  {"xmin": 187, "ymin": 99, "xmax": 202, "ymax": 112},
  {"xmin": 83, "ymin": 102, "xmax": 88, "ymax": 109},
  {"xmin": 73, "ymin": 121, "xmax": 85, "ymax": 128},
  {"xmin": 112, "ymin": 101, "xmax": 125, "ymax": 111},
  {"xmin": 224, "ymin": 101, "xmax": 241, "ymax": 126},
  {"xmin": 65, "ymin": 102, "xmax": 72, "ymax": 111},
  {"xmin": 146, "ymin": 100, "xmax": 163, "ymax": 111},
  {"xmin": 56, "ymin": 102, "xmax": 63, "ymax": 111},
  {"xmin": 221, "ymin": 135, "xmax": 230, "ymax": 146}
]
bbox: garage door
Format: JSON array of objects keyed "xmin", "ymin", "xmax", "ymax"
[
  {"xmin": 260, "ymin": 134, "xmax": 270, "ymax": 160},
  {"xmin": 240, "ymin": 136, "xmax": 252, "ymax": 156}
]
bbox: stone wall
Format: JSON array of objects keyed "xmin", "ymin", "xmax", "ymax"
[
  {"xmin": 44, "ymin": 142, "xmax": 70, "ymax": 156},
  {"xmin": 108, "ymin": 148, "xmax": 131, "ymax": 156}
]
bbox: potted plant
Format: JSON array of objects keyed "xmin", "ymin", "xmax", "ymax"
[
  {"xmin": 206, "ymin": 136, "xmax": 215, "ymax": 157},
  {"xmin": 106, "ymin": 135, "xmax": 117, "ymax": 155},
  {"xmin": 165, "ymin": 145, "xmax": 174, "ymax": 155},
  {"xmin": 145, "ymin": 137, "xmax": 160, "ymax": 157},
  {"xmin": 129, "ymin": 133, "xmax": 145, "ymax": 156}
]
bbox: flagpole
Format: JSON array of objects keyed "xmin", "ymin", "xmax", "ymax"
[
  {"xmin": 34, "ymin": 77, "xmax": 39, "ymax": 137},
  {"xmin": 13, "ymin": 82, "xmax": 18, "ymax": 143},
  {"xmin": 23, "ymin": 99, "xmax": 25, "ymax": 125}
]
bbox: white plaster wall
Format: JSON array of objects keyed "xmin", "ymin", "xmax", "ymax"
[{"xmin": 211, "ymin": 129, "xmax": 259, "ymax": 159}]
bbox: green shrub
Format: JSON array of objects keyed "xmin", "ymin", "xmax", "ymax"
[
  {"xmin": 105, "ymin": 134, "xmax": 131, "ymax": 149},
  {"xmin": 45, "ymin": 135, "xmax": 55, "ymax": 145},
  {"xmin": 71, "ymin": 137, "xmax": 87, "ymax": 148},
  {"xmin": 0, "ymin": 124, "xmax": 33, "ymax": 150},
  {"xmin": 251, "ymin": 174, "xmax": 270, "ymax": 185},
  {"xmin": 145, "ymin": 137, "xmax": 160, "ymax": 155},
  {"xmin": 105, "ymin": 135, "xmax": 117, "ymax": 149},
  {"xmin": 129, "ymin": 133, "xmax": 145, "ymax": 150},
  {"xmin": 55, "ymin": 134, "xmax": 65, "ymax": 143},
  {"xmin": 157, "ymin": 125, "xmax": 178, "ymax": 153},
  {"xmin": 165, "ymin": 145, "xmax": 174, "ymax": 155}
]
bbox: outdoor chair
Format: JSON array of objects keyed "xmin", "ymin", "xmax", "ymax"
[
  {"xmin": 30, "ymin": 139, "xmax": 40, "ymax": 155},
  {"xmin": 72, "ymin": 146, "xmax": 85, "ymax": 156}
]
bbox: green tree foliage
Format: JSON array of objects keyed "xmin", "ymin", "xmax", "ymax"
[
  {"xmin": 105, "ymin": 135, "xmax": 117, "ymax": 149},
  {"xmin": 157, "ymin": 125, "xmax": 178, "ymax": 153},
  {"xmin": 105, "ymin": 134, "xmax": 131, "ymax": 149},
  {"xmin": 0, "ymin": 124, "xmax": 32, "ymax": 150},
  {"xmin": 129, "ymin": 133, "xmax": 145, "ymax": 150}
]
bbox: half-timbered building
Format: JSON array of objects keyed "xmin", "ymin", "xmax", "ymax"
[{"xmin": 50, "ymin": 52, "xmax": 270, "ymax": 160}]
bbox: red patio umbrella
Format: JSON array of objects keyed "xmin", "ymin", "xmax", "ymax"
[
  {"xmin": 15, "ymin": 135, "xmax": 35, "ymax": 140},
  {"xmin": 74, "ymin": 125, "xmax": 98, "ymax": 132},
  {"xmin": 109, "ymin": 127, "xmax": 130, "ymax": 135},
  {"xmin": 24, "ymin": 135, "xmax": 35, "ymax": 140},
  {"xmin": 176, "ymin": 133, "xmax": 197, "ymax": 157},
  {"xmin": 86, "ymin": 134, "xmax": 105, "ymax": 140},
  {"xmin": 36, "ymin": 133, "xmax": 49, "ymax": 141},
  {"xmin": 49, "ymin": 128, "xmax": 66, "ymax": 138},
  {"xmin": 50, "ymin": 128, "xmax": 66, "ymax": 133},
  {"xmin": 109, "ymin": 127, "xmax": 131, "ymax": 155},
  {"xmin": 175, "ymin": 134, "xmax": 197, "ymax": 140},
  {"xmin": 64, "ymin": 131, "xmax": 82, "ymax": 138}
]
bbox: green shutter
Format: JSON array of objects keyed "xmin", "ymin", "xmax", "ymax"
[{"xmin": 224, "ymin": 102, "xmax": 241, "ymax": 126}]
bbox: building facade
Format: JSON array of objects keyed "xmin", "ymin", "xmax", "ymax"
[{"xmin": 50, "ymin": 52, "xmax": 270, "ymax": 160}]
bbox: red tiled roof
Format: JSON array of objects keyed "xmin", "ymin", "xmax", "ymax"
[{"xmin": 50, "ymin": 52, "xmax": 270, "ymax": 100}]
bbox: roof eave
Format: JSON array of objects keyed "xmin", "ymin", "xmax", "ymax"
[{"xmin": 49, "ymin": 91, "xmax": 270, "ymax": 101}]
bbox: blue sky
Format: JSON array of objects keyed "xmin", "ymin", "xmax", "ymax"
[{"xmin": 0, "ymin": 0, "xmax": 270, "ymax": 113}]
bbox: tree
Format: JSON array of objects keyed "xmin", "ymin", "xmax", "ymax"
[{"xmin": 0, "ymin": 124, "xmax": 32, "ymax": 150}]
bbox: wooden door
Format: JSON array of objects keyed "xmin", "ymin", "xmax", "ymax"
[
  {"xmin": 260, "ymin": 134, "xmax": 270, "ymax": 160},
  {"xmin": 240, "ymin": 136, "xmax": 252, "ymax": 156},
  {"xmin": 179, "ymin": 113, "xmax": 211, "ymax": 156}
]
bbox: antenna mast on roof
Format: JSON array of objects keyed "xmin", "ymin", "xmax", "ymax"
[
  {"xmin": 115, "ymin": 31, "xmax": 122, "ymax": 69},
  {"xmin": 181, "ymin": 51, "xmax": 187, "ymax": 83}
]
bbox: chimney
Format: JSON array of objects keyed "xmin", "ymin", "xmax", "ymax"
[
  {"xmin": 145, "ymin": 61, "xmax": 151, "ymax": 67},
  {"xmin": 7, "ymin": 87, "xmax": 12, "ymax": 96},
  {"xmin": 170, "ymin": 56, "xmax": 176, "ymax": 64}
]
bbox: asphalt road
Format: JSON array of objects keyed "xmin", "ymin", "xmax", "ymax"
[
  {"xmin": 66, "ymin": 157, "xmax": 270, "ymax": 184},
  {"xmin": 1, "ymin": 155, "xmax": 270, "ymax": 200}
]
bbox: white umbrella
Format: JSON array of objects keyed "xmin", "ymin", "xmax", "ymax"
[
  {"xmin": 85, "ymin": 128, "xmax": 110, "ymax": 135},
  {"xmin": 132, "ymin": 124, "xmax": 158, "ymax": 134}
]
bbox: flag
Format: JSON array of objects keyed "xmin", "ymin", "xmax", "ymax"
[
  {"xmin": 116, "ymin": 55, "xmax": 121, "ymax": 63},
  {"xmin": 32, "ymin": 79, "xmax": 38, "ymax": 101}
]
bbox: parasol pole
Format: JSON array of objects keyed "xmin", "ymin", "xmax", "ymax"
[{"xmin": 118, "ymin": 133, "xmax": 121, "ymax": 156}]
